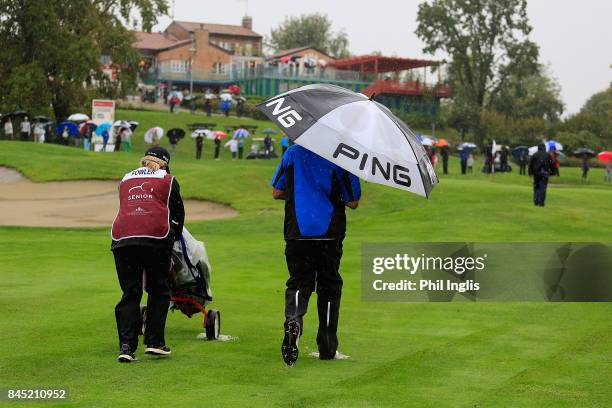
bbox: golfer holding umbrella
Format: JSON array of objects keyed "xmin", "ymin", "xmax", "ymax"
[
  {"xmin": 111, "ymin": 146, "xmax": 184, "ymax": 363},
  {"xmin": 259, "ymin": 84, "xmax": 438, "ymax": 366}
]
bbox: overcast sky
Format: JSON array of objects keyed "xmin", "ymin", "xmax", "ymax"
[{"xmin": 154, "ymin": 0, "xmax": 611, "ymax": 115}]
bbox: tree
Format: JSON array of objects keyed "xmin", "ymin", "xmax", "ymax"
[
  {"xmin": 415, "ymin": 0, "xmax": 539, "ymax": 145},
  {"xmin": 489, "ymin": 64, "xmax": 564, "ymax": 122},
  {"xmin": 0, "ymin": 0, "xmax": 167, "ymax": 121},
  {"xmin": 266, "ymin": 13, "xmax": 350, "ymax": 58},
  {"xmin": 561, "ymin": 87, "xmax": 612, "ymax": 148}
]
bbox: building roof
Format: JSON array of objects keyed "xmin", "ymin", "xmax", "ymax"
[
  {"xmin": 133, "ymin": 31, "xmax": 190, "ymax": 51},
  {"xmin": 268, "ymin": 46, "xmax": 332, "ymax": 59},
  {"xmin": 330, "ymin": 55, "xmax": 439, "ymax": 73},
  {"xmin": 174, "ymin": 21, "xmax": 262, "ymax": 38}
]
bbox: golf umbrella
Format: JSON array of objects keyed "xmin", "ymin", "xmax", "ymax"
[
  {"xmin": 573, "ymin": 148, "xmax": 595, "ymax": 158},
  {"xmin": 144, "ymin": 127, "xmax": 164, "ymax": 144},
  {"xmin": 11, "ymin": 110, "xmax": 29, "ymax": 118},
  {"xmin": 83, "ymin": 120, "xmax": 97, "ymax": 131},
  {"xmin": 32, "ymin": 115, "xmax": 52, "ymax": 123},
  {"xmin": 95, "ymin": 122, "xmax": 112, "ymax": 135},
  {"xmin": 419, "ymin": 135, "xmax": 435, "ymax": 147},
  {"xmin": 56, "ymin": 121, "xmax": 79, "ymax": 136},
  {"xmin": 233, "ymin": 128, "xmax": 250, "ymax": 139},
  {"xmin": 547, "ymin": 140, "xmax": 563, "ymax": 151},
  {"xmin": 128, "ymin": 120, "xmax": 139, "ymax": 131},
  {"xmin": 68, "ymin": 113, "xmax": 90, "ymax": 122},
  {"xmin": 435, "ymin": 138, "xmax": 450, "ymax": 147},
  {"xmin": 262, "ymin": 128, "xmax": 277, "ymax": 135},
  {"xmin": 457, "ymin": 142, "xmax": 476, "ymax": 152},
  {"xmin": 204, "ymin": 93, "xmax": 216, "ymax": 100},
  {"xmin": 228, "ymin": 85, "xmax": 241, "ymax": 94},
  {"xmin": 191, "ymin": 129, "xmax": 210, "ymax": 138},
  {"xmin": 597, "ymin": 151, "xmax": 612, "ymax": 163},
  {"xmin": 167, "ymin": 128, "xmax": 186, "ymax": 140},
  {"xmin": 256, "ymin": 83, "xmax": 438, "ymax": 197},
  {"xmin": 211, "ymin": 130, "xmax": 228, "ymax": 140},
  {"xmin": 113, "ymin": 120, "xmax": 132, "ymax": 130}
]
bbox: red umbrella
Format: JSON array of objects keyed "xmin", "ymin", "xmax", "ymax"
[
  {"xmin": 228, "ymin": 85, "xmax": 241, "ymax": 94},
  {"xmin": 212, "ymin": 130, "xmax": 228, "ymax": 139},
  {"xmin": 280, "ymin": 56, "xmax": 291, "ymax": 63},
  {"xmin": 597, "ymin": 151, "xmax": 612, "ymax": 163}
]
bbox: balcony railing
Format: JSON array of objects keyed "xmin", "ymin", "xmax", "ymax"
[
  {"xmin": 233, "ymin": 64, "xmax": 376, "ymax": 83},
  {"xmin": 139, "ymin": 68, "xmax": 231, "ymax": 83},
  {"xmin": 363, "ymin": 79, "xmax": 452, "ymax": 97}
]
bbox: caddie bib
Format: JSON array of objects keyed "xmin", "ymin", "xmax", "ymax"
[{"xmin": 111, "ymin": 167, "xmax": 173, "ymax": 241}]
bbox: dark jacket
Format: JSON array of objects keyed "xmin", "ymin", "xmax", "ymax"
[{"xmin": 529, "ymin": 149, "xmax": 554, "ymax": 176}]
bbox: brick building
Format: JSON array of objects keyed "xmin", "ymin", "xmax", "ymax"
[{"xmin": 134, "ymin": 16, "xmax": 263, "ymax": 90}]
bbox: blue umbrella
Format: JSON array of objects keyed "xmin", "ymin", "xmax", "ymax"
[
  {"xmin": 233, "ymin": 128, "xmax": 250, "ymax": 139},
  {"xmin": 95, "ymin": 122, "xmax": 112, "ymax": 135},
  {"xmin": 56, "ymin": 121, "xmax": 78, "ymax": 137},
  {"xmin": 457, "ymin": 142, "xmax": 477, "ymax": 152}
]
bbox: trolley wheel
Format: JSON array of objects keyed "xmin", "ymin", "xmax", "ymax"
[
  {"xmin": 205, "ymin": 309, "xmax": 221, "ymax": 340},
  {"xmin": 139, "ymin": 305, "xmax": 147, "ymax": 336}
]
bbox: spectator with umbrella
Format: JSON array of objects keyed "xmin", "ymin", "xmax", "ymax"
[
  {"xmin": 233, "ymin": 128, "xmax": 249, "ymax": 159},
  {"xmin": 225, "ymin": 137, "xmax": 239, "ymax": 160},
  {"xmin": 513, "ymin": 146, "xmax": 529, "ymax": 175},
  {"xmin": 263, "ymin": 134, "xmax": 272, "ymax": 159},
  {"xmin": 167, "ymin": 128, "xmax": 185, "ymax": 153},
  {"xmin": 574, "ymin": 148, "xmax": 595, "ymax": 181},
  {"xmin": 191, "ymin": 129, "xmax": 209, "ymax": 159},
  {"xmin": 213, "ymin": 131, "xmax": 225, "ymax": 160},
  {"xmin": 436, "ymin": 139, "xmax": 450, "ymax": 175},
  {"xmin": 529, "ymin": 143, "xmax": 555, "ymax": 207},
  {"xmin": 597, "ymin": 151, "xmax": 612, "ymax": 183},
  {"xmin": 236, "ymin": 96, "xmax": 246, "ymax": 117},
  {"xmin": 4, "ymin": 117, "xmax": 13, "ymax": 140},
  {"xmin": 20, "ymin": 116, "xmax": 31, "ymax": 141}
]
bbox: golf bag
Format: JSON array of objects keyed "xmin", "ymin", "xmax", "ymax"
[{"xmin": 169, "ymin": 228, "xmax": 213, "ymax": 317}]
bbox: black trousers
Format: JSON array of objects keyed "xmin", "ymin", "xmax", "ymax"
[
  {"xmin": 519, "ymin": 163, "xmax": 526, "ymax": 175},
  {"xmin": 196, "ymin": 144, "xmax": 202, "ymax": 159},
  {"xmin": 113, "ymin": 246, "xmax": 171, "ymax": 352},
  {"xmin": 460, "ymin": 159, "xmax": 467, "ymax": 174},
  {"xmin": 214, "ymin": 145, "xmax": 220, "ymax": 159},
  {"xmin": 442, "ymin": 157, "xmax": 448, "ymax": 175},
  {"xmin": 284, "ymin": 239, "xmax": 343, "ymax": 358},
  {"xmin": 533, "ymin": 173, "xmax": 549, "ymax": 206}
]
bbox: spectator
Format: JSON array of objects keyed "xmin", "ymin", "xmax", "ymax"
[
  {"xmin": 550, "ymin": 151, "xmax": 560, "ymax": 176},
  {"xmin": 440, "ymin": 146, "xmax": 449, "ymax": 175},
  {"xmin": 20, "ymin": 116, "xmax": 31, "ymax": 141},
  {"xmin": 225, "ymin": 138, "xmax": 239, "ymax": 160},
  {"xmin": 195, "ymin": 134, "xmax": 203, "ymax": 159},
  {"xmin": 4, "ymin": 118, "xmax": 13, "ymax": 140},
  {"xmin": 82, "ymin": 125, "xmax": 92, "ymax": 151},
  {"xmin": 605, "ymin": 161, "xmax": 612, "ymax": 183},
  {"xmin": 213, "ymin": 135, "xmax": 221, "ymax": 160},
  {"xmin": 467, "ymin": 153, "xmax": 474, "ymax": 173},
  {"xmin": 263, "ymin": 135, "xmax": 272, "ymax": 159},
  {"xmin": 34, "ymin": 123, "xmax": 45, "ymax": 143},
  {"xmin": 238, "ymin": 138, "xmax": 245, "ymax": 159},
  {"xmin": 500, "ymin": 146, "xmax": 509, "ymax": 172},
  {"xmin": 102, "ymin": 128, "xmax": 109, "ymax": 151},
  {"xmin": 204, "ymin": 99, "xmax": 212, "ymax": 117},
  {"xmin": 122, "ymin": 128, "xmax": 132, "ymax": 153},
  {"xmin": 529, "ymin": 143, "xmax": 554, "ymax": 207},
  {"xmin": 61, "ymin": 126, "xmax": 70, "ymax": 145},
  {"xmin": 519, "ymin": 151, "xmax": 528, "ymax": 175},
  {"xmin": 114, "ymin": 130, "xmax": 122, "ymax": 152},
  {"xmin": 459, "ymin": 148, "xmax": 469, "ymax": 174},
  {"xmin": 236, "ymin": 98, "xmax": 245, "ymax": 117},
  {"xmin": 581, "ymin": 157, "xmax": 590, "ymax": 180}
]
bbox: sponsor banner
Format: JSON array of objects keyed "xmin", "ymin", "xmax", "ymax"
[
  {"xmin": 361, "ymin": 243, "xmax": 612, "ymax": 302},
  {"xmin": 91, "ymin": 99, "xmax": 115, "ymax": 125}
]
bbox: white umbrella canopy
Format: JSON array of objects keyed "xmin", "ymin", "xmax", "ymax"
[
  {"xmin": 144, "ymin": 127, "xmax": 164, "ymax": 144},
  {"xmin": 113, "ymin": 120, "xmax": 131, "ymax": 129},
  {"xmin": 220, "ymin": 93, "xmax": 233, "ymax": 101},
  {"xmin": 257, "ymin": 84, "xmax": 438, "ymax": 197},
  {"xmin": 191, "ymin": 129, "xmax": 211, "ymax": 138},
  {"xmin": 68, "ymin": 113, "xmax": 90, "ymax": 122}
]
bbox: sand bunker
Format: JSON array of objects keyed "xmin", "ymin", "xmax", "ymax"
[{"xmin": 0, "ymin": 167, "xmax": 237, "ymax": 228}]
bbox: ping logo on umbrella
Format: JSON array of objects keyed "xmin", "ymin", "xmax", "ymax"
[
  {"xmin": 265, "ymin": 98, "xmax": 303, "ymax": 128},
  {"xmin": 333, "ymin": 143, "xmax": 411, "ymax": 188}
]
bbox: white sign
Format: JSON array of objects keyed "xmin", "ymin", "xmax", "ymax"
[{"xmin": 91, "ymin": 99, "xmax": 115, "ymax": 125}]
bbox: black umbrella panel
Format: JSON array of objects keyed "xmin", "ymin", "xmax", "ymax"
[{"xmin": 256, "ymin": 84, "xmax": 438, "ymax": 197}]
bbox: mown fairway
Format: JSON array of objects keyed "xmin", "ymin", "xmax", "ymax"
[{"xmin": 1, "ymin": 109, "xmax": 611, "ymax": 407}]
